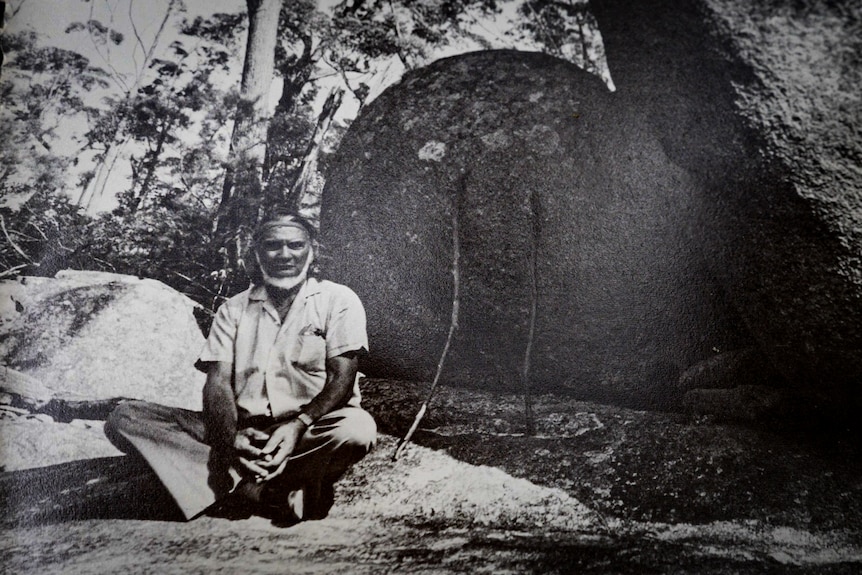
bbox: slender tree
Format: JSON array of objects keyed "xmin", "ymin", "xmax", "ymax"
[
  {"xmin": 69, "ymin": 0, "xmax": 183, "ymax": 210},
  {"xmin": 214, "ymin": 0, "xmax": 283, "ymax": 278}
]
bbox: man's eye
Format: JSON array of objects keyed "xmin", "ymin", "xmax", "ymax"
[{"xmin": 262, "ymin": 241, "xmax": 306, "ymax": 251}]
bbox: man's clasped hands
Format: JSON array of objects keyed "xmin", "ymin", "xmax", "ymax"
[{"xmin": 233, "ymin": 419, "xmax": 306, "ymax": 483}]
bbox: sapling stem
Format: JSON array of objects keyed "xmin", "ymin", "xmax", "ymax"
[
  {"xmin": 522, "ymin": 188, "xmax": 540, "ymax": 435},
  {"xmin": 393, "ymin": 173, "xmax": 463, "ymax": 461}
]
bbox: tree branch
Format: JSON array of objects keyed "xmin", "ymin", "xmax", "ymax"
[
  {"xmin": 387, "ymin": 0, "xmax": 410, "ymax": 70},
  {"xmin": 0, "ymin": 264, "xmax": 29, "ymax": 279},
  {"xmin": 140, "ymin": 0, "xmax": 178, "ymax": 74},
  {"xmin": 128, "ymin": 0, "xmax": 146, "ymax": 72},
  {"xmin": 525, "ymin": 0, "xmax": 561, "ymax": 55},
  {"xmin": 7, "ymin": 0, "xmax": 30, "ymax": 23},
  {"xmin": 86, "ymin": 0, "xmax": 130, "ymax": 94},
  {"xmin": 171, "ymin": 270, "xmax": 221, "ymax": 298},
  {"xmin": 522, "ymin": 188, "xmax": 540, "ymax": 435},
  {"xmin": 0, "ymin": 214, "xmax": 35, "ymax": 264},
  {"xmin": 393, "ymin": 171, "xmax": 465, "ymax": 460}
]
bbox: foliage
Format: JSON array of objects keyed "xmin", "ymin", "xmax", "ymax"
[
  {"xmin": 70, "ymin": 2, "xmax": 245, "ymax": 212},
  {"xmin": 1, "ymin": 2, "xmax": 248, "ymax": 309},
  {"xmin": 0, "ymin": 186, "xmax": 95, "ymax": 280},
  {"xmin": 0, "ymin": 177, "xmax": 235, "ymax": 311},
  {"xmin": 1, "ymin": 0, "xmax": 612, "ymax": 309},
  {"xmin": 0, "ymin": 29, "xmax": 106, "ymax": 203}
]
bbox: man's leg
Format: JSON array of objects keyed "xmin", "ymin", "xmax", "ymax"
[
  {"xmin": 105, "ymin": 400, "xmax": 240, "ymax": 520},
  {"xmin": 263, "ymin": 407, "xmax": 376, "ymax": 519}
]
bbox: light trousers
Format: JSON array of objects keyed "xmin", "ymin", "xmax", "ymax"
[{"xmin": 104, "ymin": 400, "xmax": 376, "ymax": 519}]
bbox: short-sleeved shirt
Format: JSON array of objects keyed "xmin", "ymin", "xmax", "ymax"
[{"xmin": 196, "ymin": 278, "xmax": 368, "ymax": 421}]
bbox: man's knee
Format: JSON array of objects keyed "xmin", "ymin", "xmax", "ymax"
[
  {"xmin": 104, "ymin": 400, "xmax": 145, "ymax": 452},
  {"xmin": 104, "ymin": 400, "xmax": 169, "ymax": 452},
  {"xmin": 321, "ymin": 408, "xmax": 377, "ymax": 453},
  {"xmin": 344, "ymin": 408, "xmax": 377, "ymax": 452}
]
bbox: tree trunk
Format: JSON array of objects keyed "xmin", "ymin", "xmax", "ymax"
[
  {"xmin": 291, "ymin": 88, "xmax": 344, "ymax": 226},
  {"xmin": 215, "ymin": 0, "xmax": 283, "ymax": 270},
  {"xmin": 132, "ymin": 115, "xmax": 172, "ymax": 213},
  {"xmin": 77, "ymin": 128, "xmax": 131, "ymax": 210}
]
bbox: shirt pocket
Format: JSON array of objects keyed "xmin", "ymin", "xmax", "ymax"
[{"xmin": 293, "ymin": 334, "xmax": 326, "ymax": 372}]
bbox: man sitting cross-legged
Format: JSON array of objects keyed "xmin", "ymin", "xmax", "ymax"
[{"xmin": 105, "ymin": 209, "xmax": 376, "ymax": 523}]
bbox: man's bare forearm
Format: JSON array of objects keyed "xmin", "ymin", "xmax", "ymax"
[
  {"xmin": 253, "ymin": 353, "xmax": 361, "ymax": 481},
  {"xmin": 298, "ymin": 353, "xmax": 358, "ymax": 422},
  {"xmin": 202, "ymin": 361, "xmax": 237, "ymax": 450}
]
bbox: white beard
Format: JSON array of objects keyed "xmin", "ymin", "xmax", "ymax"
[{"xmin": 257, "ymin": 250, "xmax": 313, "ymax": 291}]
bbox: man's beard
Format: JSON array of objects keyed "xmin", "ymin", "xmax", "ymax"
[{"xmin": 257, "ymin": 250, "xmax": 313, "ymax": 291}]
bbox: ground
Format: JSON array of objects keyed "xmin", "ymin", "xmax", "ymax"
[{"xmin": 2, "ymin": 379, "xmax": 861, "ymax": 573}]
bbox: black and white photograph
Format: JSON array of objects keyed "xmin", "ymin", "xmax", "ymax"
[{"xmin": 1, "ymin": 0, "xmax": 861, "ymax": 572}]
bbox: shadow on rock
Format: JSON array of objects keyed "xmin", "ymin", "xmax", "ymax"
[{"xmin": 0, "ymin": 456, "xmax": 184, "ymax": 527}]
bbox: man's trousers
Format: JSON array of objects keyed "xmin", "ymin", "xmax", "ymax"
[{"xmin": 104, "ymin": 400, "xmax": 376, "ymax": 519}]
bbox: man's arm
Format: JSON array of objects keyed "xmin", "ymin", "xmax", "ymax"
[
  {"xmin": 302, "ymin": 351, "xmax": 360, "ymax": 421},
  {"xmin": 202, "ymin": 361, "xmax": 237, "ymax": 450},
  {"xmin": 203, "ymin": 360, "xmax": 270, "ymax": 477},
  {"xmin": 257, "ymin": 351, "xmax": 359, "ymax": 480}
]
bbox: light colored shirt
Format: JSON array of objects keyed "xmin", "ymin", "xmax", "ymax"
[{"xmin": 196, "ymin": 278, "xmax": 368, "ymax": 421}]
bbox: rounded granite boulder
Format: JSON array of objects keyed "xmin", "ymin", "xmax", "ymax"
[
  {"xmin": 320, "ymin": 50, "xmax": 746, "ymax": 407},
  {"xmin": 322, "ymin": 2, "xmax": 862, "ymax": 419}
]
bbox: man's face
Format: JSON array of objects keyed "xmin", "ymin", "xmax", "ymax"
[{"xmin": 256, "ymin": 224, "xmax": 313, "ymax": 280}]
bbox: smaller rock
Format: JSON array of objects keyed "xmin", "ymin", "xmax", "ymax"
[
  {"xmin": 0, "ymin": 366, "xmax": 53, "ymax": 404},
  {"xmin": 1, "ymin": 272, "xmax": 206, "ymax": 409},
  {"xmin": 0, "ymin": 418, "xmax": 121, "ymax": 471}
]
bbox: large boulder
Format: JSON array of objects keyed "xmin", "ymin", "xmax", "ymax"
[
  {"xmin": 590, "ymin": 0, "xmax": 862, "ymax": 412},
  {"xmin": 321, "ymin": 49, "xmax": 746, "ymax": 406},
  {"xmin": 321, "ymin": 1, "xmax": 862, "ymax": 417},
  {"xmin": 0, "ymin": 271, "xmax": 205, "ymax": 409}
]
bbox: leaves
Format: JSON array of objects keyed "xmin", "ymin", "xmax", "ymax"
[
  {"xmin": 1, "ymin": 0, "xmax": 614, "ymax": 304},
  {"xmin": 64, "ymin": 19, "xmax": 124, "ymax": 45},
  {"xmin": 0, "ymin": 186, "xmax": 93, "ymax": 278},
  {"xmin": 1, "ymin": 31, "xmax": 111, "ymax": 189},
  {"xmin": 180, "ymin": 12, "xmax": 247, "ymax": 46},
  {"xmin": 2, "ymin": 2, "xmax": 243, "ymax": 304}
]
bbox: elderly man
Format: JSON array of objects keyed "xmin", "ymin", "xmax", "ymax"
[{"xmin": 105, "ymin": 209, "xmax": 376, "ymax": 523}]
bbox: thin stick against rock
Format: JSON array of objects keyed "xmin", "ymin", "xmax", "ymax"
[
  {"xmin": 522, "ymin": 188, "xmax": 539, "ymax": 435},
  {"xmin": 393, "ymin": 174, "xmax": 463, "ymax": 461}
]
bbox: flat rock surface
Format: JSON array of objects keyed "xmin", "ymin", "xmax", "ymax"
[
  {"xmin": 0, "ymin": 417, "xmax": 120, "ymax": 472},
  {"xmin": 2, "ymin": 379, "xmax": 860, "ymax": 573}
]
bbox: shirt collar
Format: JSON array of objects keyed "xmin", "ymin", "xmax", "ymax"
[{"xmin": 248, "ymin": 277, "xmax": 322, "ymax": 302}]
